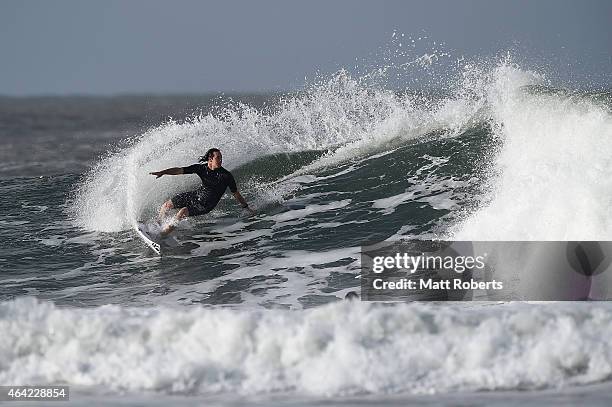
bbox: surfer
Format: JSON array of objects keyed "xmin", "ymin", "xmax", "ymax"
[{"xmin": 150, "ymin": 148, "xmax": 255, "ymax": 235}]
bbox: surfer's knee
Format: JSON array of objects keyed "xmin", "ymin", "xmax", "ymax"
[{"xmin": 177, "ymin": 207, "xmax": 189, "ymax": 218}]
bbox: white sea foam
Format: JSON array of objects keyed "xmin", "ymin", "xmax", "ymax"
[
  {"xmin": 453, "ymin": 66, "xmax": 612, "ymax": 240},
  {"xmin": 2, "ymin": 298, "xmax": 612, "ymax": 396},
  {"xmin": 271, "ymin": 200, "xmax": 351, "ymax": 223}
]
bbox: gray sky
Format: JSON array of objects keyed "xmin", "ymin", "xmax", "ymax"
[{"xmin": 1, "ymin": 0, "xmax": 610, "ymax": 95}]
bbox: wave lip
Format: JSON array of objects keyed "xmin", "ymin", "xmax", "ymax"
[
  {"xmin": 2, "ymin": 298, "xmax": 612, "ymax": 396},
  {"xmin": 454, "ymin": 68, "xmax": 612, "ymax": 240}
]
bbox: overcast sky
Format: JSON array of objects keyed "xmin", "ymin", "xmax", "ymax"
[{"xmin": 1, "ymin": 0, "xmax": 610, "ymax": 95}]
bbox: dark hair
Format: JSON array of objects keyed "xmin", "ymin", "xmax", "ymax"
[{"xmin": 199, "ymin": 148, "xmax": 221, "ymax": 163}]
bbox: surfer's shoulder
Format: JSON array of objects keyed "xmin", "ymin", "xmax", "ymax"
[{"xmin": 218, "ymin": 166, "xmax": 232, "ymax": 176}]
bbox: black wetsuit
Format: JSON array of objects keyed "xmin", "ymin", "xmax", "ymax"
[{"xmin": 171, "ymin": 164, "xmax": 237, "ymax": 216}]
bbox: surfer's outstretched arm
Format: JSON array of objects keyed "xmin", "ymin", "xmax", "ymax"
[
  {"xmin": 233, "ymin": 191, "xmax": 255, "ymax": 215},
  {"xmin": 150, "ymin": 167, "xmax": 184, "ymax": 178}
]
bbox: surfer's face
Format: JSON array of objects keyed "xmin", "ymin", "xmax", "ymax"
[{"xmin": 208, "ymin": 151, "xmax": 222, "ymax": 169}]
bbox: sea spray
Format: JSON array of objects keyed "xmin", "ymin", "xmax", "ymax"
[
  {"xmin": 453, "ymin": 68, "xmax": 612, "ymax": 240},
  {"xmin": 72, "ymin": 61, "xmax": 528, "ymax": 233}
]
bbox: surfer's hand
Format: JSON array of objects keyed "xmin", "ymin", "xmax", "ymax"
[{"xmin": 150, "ymin": 171, "xmax": 164, "ymax": 178}]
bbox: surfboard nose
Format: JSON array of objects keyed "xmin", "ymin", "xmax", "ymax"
[{"xmin": 135, "ymin": 222, "xmax": 162, "ymax": 255}]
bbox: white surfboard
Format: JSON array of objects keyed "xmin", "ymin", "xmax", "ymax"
[{"xmin": 135, "ymin": 221, "xmax": 161, "ymax": 255}]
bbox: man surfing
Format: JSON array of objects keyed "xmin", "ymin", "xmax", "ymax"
[{"xmin": 150, "ymin": 148, "xmax": 255, "ymax": 236}]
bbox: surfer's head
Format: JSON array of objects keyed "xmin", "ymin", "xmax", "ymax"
[{"xmin": 200, "ymin": 148, "xmax": 222, "ymax": 170}]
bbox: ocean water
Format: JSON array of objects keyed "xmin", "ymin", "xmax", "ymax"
[{"xmin": 1, "ymin": 62, "xmax": 612, "ymax": 405}]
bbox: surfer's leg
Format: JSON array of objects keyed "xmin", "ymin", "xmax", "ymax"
[
  {"xmin": 158, "ymin": 200, "xmax": 174, "ymax": 221},
  {"xmin": 161, "ymin": 207, "xmax": 189, "ymax": 236},
  {"xmin": 164, "ymin": 191, "xmax": 197, "ymax": 223}
]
